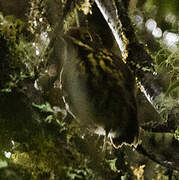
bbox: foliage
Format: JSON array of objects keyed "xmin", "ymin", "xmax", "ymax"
[
  {"xmin": 0, "ymin": 0, "xmax": 51, "ymax": 92},
  {"xmin": 32, "ymin": 102, "xmax": 67, "ymax": 125},
  {"xmin": 0, "ymin": 160, "xmax": 8, "ymax": 169},
  {"xmin": 154, "ymin": 46, "xmax": 179, "ymax": 98},
  {"xmin": 165, "ymin": 79, "xmax": 179, "ymax": 97},
  {"xmin": 174, "ymin": 128, "xmax": 179, "ymax": 141},
  {"xmin": 28, "ymin": 0, "xmax": 51, "ymax": 34},
  {"xmin": 0, "ymin": 13, "xmax": 41, "ymax": 92},
  {"xmin": 0, "ymin": 0, "xmax": 179, "ymax": 179},
  {"xmin": 10, "ymin": 121, "xmax": 120, "ymax": 179}
]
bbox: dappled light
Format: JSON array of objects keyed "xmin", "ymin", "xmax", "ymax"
[
  {"xmin": 4, "ymin": 152, "xmax": 11, "ymax": 159},
  {"xmin": 163, "ymin": 31, "xmax": 179, "ymax": 51},
  {"xmin": 145, "ymin": 18, "xmax": 157, "ymax": 32},
  {"xmin": 152, "ymin": 27, "xmax": 162, "ymax": 38}
]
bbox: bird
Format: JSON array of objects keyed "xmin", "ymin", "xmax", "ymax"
[{"xmin": 61, "ymin": 27, "xmax": 139, "ymax": 148}]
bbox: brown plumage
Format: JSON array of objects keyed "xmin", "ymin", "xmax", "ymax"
[{"xmin": 61, "ymin": 28, "xmax": 138, "ymax": 147}]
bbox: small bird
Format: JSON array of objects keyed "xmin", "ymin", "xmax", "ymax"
[{"xmin": 61, "ymin": 28, "xmax": 138, "ymax": 148}]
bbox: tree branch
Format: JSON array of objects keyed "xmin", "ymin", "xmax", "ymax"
[
  {"xmin": 137, "ymin": 129, "xmax": 179, "ymax": 171},
  {"xmin": 94, "ymin": 0, "xmax": 128, "ymax": 60}
]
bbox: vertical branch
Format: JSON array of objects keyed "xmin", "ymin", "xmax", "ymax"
[{"xmin": 94, "ymin": 0, "xmax": 128, "ymax": 60}]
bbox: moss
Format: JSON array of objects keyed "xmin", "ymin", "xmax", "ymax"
[
  {"xmin": 11, "ymin": 126, "xmax": 94, "ymax": 179},
  {"xmin": 174, "ymin": 128, "xmax": 179, "ymax": 141},
  {"xmin": 0, "ymin": 13, "xmax": 49, "ymax": 92},
  {"xmin": 0, "ymin": 15, "xmax": 32, "ymax": 91},
  {"xmin": 12, "ymin": 132, "xmax": 57, "ymax": 179}
]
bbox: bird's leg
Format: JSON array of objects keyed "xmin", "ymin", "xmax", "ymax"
[
  {"xmin": 109, "ymin": 134, "xmax": 123, "ymax": 149},
  {"xmin": 102, "ymin": 128, "xmax": 110, "ymax": 151}
]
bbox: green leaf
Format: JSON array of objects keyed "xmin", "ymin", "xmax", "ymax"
[
  {"xmin": 1, "ymin": 88, "xmax": 12, "ymax": 93},
  {"xmin": 165, "ymin": 79, "xmax": 179, "ymax": 96},
  {"xmin": 45, "ymin": 115, "xmax": 53, "ymax": 123},
  {"xmin": 174, "ymin": 128, "xmax": 179, "ymax": 141},
  {"xmin": 32, "ymin": 102, "xmax": 53, "ymax": 112},
  {"xmin": 20, "ymin": 73, "xmax": 28, "ymax": 79},
  {"xmin": 0, "ymin": 12, "xmax": 3, "ymax": 22},
  {"xmin": 106, "ymin": 158, "xmax": 119, "ymax": 172},
  {"xmin": 0, "ymin": 160, "xmax": 8, "ymax": 168}
]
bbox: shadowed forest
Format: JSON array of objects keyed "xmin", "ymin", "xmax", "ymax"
[{"xmin": 0, "ymin": 0, "xmax": 179, "ymax": 179}]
